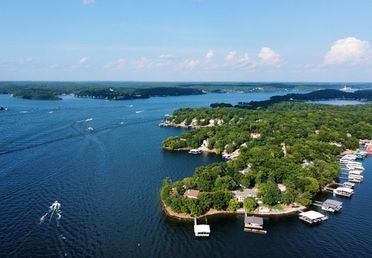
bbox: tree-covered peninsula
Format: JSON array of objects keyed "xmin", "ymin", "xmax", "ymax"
[{"xmin": 160, "ymin": 102, "xmax": 372, "ymax": 217}]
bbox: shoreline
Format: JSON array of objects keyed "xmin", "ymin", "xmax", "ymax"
[{"xmin": 161, "ymin": 199, "xmax": 306, "ymax": 221}]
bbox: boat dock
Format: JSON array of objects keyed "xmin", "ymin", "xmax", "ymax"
[{"xmin": 244, "ymin": 215, "xmax": 267, "ymax": 234}]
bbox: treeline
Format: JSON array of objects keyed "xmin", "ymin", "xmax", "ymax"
[
  {"xmin": 160, "ymin": 102, "xmax": 372, "ymax": 216},
  {"xmin": 210, "ymin": 89, "xmax": 372, "ymax": 109},
  {"xmin": 0, "ymin": 83, "xmax": 204, "ymax": 101}
]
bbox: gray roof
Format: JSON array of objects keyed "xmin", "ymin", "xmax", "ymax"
[
  {"xmin": 244, "ymin": 216, "xmax": 263, "ymax": 225},
  {"xmin": 323, "ymin": 199, "xmax": 343, "ymax": 208},
  {"xmin": 234, "ymin": 188, "xmax": 257, "ymax": 198}
]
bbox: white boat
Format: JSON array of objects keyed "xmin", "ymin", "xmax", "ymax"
[
  {"xmin": 348, "ymin": 170, "xmax": 363, "ymax": 176},
  {"xmin": 333, "ymin": 187, "xmax": 354, "ymax": 197},
  {"xmin": 194, "ymin": 218, "xmax": 210, "ymax": 237},
  {"xmin": 348, "ymin": 176, "xmax": 363, "ymax": 183},
  {"xmin": 345, "ymin": 161, "xmax": 362, "ymax": 166},
  {"xmin": 346, "ymin": 164, "xmax": 364, "ymax": 171},
  {"xmin": 343, "ymin": 182, "xmax": 355, "ymax": 189},
  {"xmin": 189, "ymin": 149, "xmax": 201, "ymax": 154},
  {"xmin": 87, "ymin": 127, "xmax": 94, "ymax": 132}
]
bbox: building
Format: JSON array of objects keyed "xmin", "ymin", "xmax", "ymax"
[
  {"xmin": 233, "ymin": 188, "xmax": 257, "ymax": 202},
  {"xmin": 184, "ymin": 189, "xmax": 200, "ymax": 199},
  {"xmin": 299, "ymin": 210, "xmax": 328, "ymax": 224},
  {"xmin": 244, "ymin": 216, "xmax": 264, "ymax": 229},
  {"xmin": 321, "ymin": 199, "xmax": 343, "ymax": 212}
]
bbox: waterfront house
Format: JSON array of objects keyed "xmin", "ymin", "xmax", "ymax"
[
  {"xmin": 184, "ymin": 189, "xmax": 200, "ymax": 199},
  {"xmin": 233, "ymin": 188, "xmax": 257, "ymax": 202}
]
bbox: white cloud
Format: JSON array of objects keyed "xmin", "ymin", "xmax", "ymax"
[
  {"xmin": 82, "ymin": 0, "xmax": 95, "ymax": 5},
  {"xmin": 258, "ymin": 47, "xmax": 281, "ymax": 65},
  {"xmin": 205, "ymin": 50, "xmax": 214, "ymax": 61},
  {"xmin": 159, "ymin": 54, "xmax": 174, "ymax": 59},
  {"xmin": 133, "ymin": 57, "xmax": 153, "ymax": 69},
  {"xmin": 225, "ymin": 51, "xmax": 255, "ymax": 69},
  {"xmin": 104, "ymin": 58, "xmax": 125, "ymax": 70},
  {"xmin": 324, "ymin": 37, "xmax": 370, "ymax": 65},
  {"xmin": 177, "ymin": 59, "xmax": 200, "ymax": 70},
  {"xmin": 225, "ymin": 51, "xmax": 237, "ymax": 62},
  {"xmin": 79, "ymin": 56, "xmax": 89, "ymax": 64}
]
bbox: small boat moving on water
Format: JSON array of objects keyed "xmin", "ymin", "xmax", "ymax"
[
  {"xmin": 194, "ymin": 217, "xmax": 210, "ymax": 237},
  {"xmin": 87, "ymin": 127, "xmax": 94, "ymax": 132}
]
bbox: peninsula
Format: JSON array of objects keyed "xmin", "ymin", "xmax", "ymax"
[{"xmin": 160, "ymin": 99, "xmax": 372, "ymax": 219}]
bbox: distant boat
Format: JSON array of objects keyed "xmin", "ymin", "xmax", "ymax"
[
  {"xmin": 48, "ymin": 111, "xmax": 54, "ymax": 114},
  {"xmin": 119, "ymin": 122, "xmax": 124, "ymax": 125},
  {"xmin": 87, "ymin": 127, "xmax": 94, "ymax": 132},
  {"xmin": 135, "ymin": 110, "xmax": 144, "ymax": 114},
  {"xmin": 85, "ymin": 118, "xmax": 93, "ymax": 122},
  {"xmin": 340, "ymin": 86, "xmax": 354, "ymax": 92}
]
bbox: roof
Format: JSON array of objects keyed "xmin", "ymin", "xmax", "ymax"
[
  {"xmin": 336, "ymin": 187, "xmax": 354, "ymax": 193},
  {"xmin": 194, "ymin": 224, "xmax": 210, "ymax": 233},
  {"xmin": 323, "ymin": 199, "xmax": 342, "ymax": 208},
  {"xmin": 299, "ymin": 210, "xmax": 325, "ymax": 220},
  {"xmin": 234, "ymin": 188, "xmax": 257, "ymax": 198},
  {"xmin": 184, "ymin": 189, "xmax": 200, "ymax": 198},
  {"xmin": 244, "ymin": 216, "xmax": 263, "ymax": 225}
]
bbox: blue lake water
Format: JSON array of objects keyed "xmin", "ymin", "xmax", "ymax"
[{"xmin": 0, "ymin": 93, "xmax": 371, "ymax": 257}]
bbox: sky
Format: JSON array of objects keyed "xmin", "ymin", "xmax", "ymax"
[{"xmin": 1, "ymin": 0, "xmax": 372, "ymax": 82}]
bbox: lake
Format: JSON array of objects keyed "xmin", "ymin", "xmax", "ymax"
[{"xmin": 0, "ymin": 93, "xmax": 371, "ymax": 257}]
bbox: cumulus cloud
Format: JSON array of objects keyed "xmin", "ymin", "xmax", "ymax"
[
  {"xmin": 82, "ymin": 0, "xmax": 95, "ymax": 5},
  {"xmin": 258, "ymin": 47, "xmax": 281, "ymax": 65},
  {"xmin": 177, "ymin": 59, "xmax": 200, "ymax": 70},
  {"xmin": 324, "ymin": 37, "xmax": 370, "ymax": 65},
  {"xmin": 225, "ymin": 51, "xmax": 255, "ymax": 69},
  {"xmin": 205, "ymin": 50, "xmax": 214, "ymax": 61}
]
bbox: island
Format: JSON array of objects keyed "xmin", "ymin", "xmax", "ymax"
[
  {"xmin": 0, "ymin": 82, "xmax": 204, "ymax": 101},
  {"xmin": 160, "ymin": 99, "xmax": 372, "ymax": 219}
]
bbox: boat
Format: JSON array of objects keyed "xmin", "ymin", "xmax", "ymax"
[
  {"xmin": 346, "ymin": 164, "xmax": 364, "ymax": 171},
  {"xmin": 333, "ymin": 187, "xmax": 354, "ymax": 197},
  {"xmin": 342, "ymin": 182, "xmax": 355, "ymax": 189},
  {"xmin": 189, "ymin": 149, "xmax": 201, "ymax": 154},
  {"xmin": 194, "ymin": 217, "xmax": 210, "ymax": 237},
  {"xmin": 87, "ymin": 127, "xmax": 94, "ymax": 132},
  {"xmin": 348, "ymin": 170, "xmax": 363, "ymax": 176},
  {"xmin": 299, "ymin": 210, "xmax": 328, "ymax": 224},
  {"xmin": 348, "ymin": 175, "xmax": 363, "ymax": 183}
]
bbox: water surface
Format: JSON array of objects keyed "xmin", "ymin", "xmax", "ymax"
[{"xmin": 0, "ymin": 93, "xmax": 371, "ymax": 257}]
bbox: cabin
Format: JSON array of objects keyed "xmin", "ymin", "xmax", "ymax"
[
  {"xmin": 244, "ymin": 215, "xmax": 267, "ymax": 234},
  {"xmin": 333, "ymin": 187, "xmax": 354, "ymax": 197},
  {"xmin": 184, "ymin": 189, "xmax": 200, "ymax": 199},
  {"xmin": 299, "ymin": 210, "xmax": 328, "ymax": 224},
  {"xmin": 233, "ymin": 188, "xmax": 257, "ymax": 202},
  {"xmin": 321, "ymin": 199, "xmax": 343, "ymax": 212}
]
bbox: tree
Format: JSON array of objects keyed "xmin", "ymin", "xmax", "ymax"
[
  {"xmin": 243, "ymin": 197, "xmax": 257, "ymax": 212},
  {"xmin": 227, "ymin": 198, "xmax": 240, "ymax": 212},
  {"xmin": 258, "ymin": 182, "xmax": 282, "ymax": 206}
]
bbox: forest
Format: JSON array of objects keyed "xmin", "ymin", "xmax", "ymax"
[{"xmin": 161, "ymin": 102, "xmax": 372, "ymax": 216}]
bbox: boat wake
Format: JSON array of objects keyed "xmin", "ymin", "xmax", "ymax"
[{"xmin": 40, "ymin": 201, "xmax": 62, "ymax": 226}]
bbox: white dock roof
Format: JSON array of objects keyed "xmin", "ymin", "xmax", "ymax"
[
  {"xmin": 336, "ymin": 187, "xmax": 354, "ymax": 193},
  {"xmin": 299, "ymin": 210, "xmax": 325, "ymax": 220},
  {"xmin": 194, "ymin": 224, "xmax": 211, "ymax": 233}
]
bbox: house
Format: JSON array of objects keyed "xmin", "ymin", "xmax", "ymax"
[
  {"xmin": 233, "ymin": 188, "xmax": 257, "ymax": 202},
  {"xmin": 184, "ymin": 189, "xmax": 200, "ymax": 199}
]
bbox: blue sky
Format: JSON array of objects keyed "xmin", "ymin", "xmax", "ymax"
[{"xmin": 1, "ymin": 0, "xmax": 372, "ymax": 81}]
